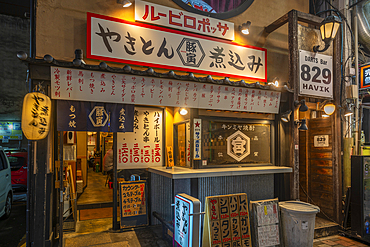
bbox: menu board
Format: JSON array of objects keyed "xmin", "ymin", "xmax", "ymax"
[
  {"xmin": 117, "ymin": 107, "xmax": 163, "ymax": 169},
  {"xmin": 203, "ymin": 193, "xmax": 252, "ymax": 247},
  {"xmin": 119, "ymin": 181, "xmax": 148, "ymax": 228}
]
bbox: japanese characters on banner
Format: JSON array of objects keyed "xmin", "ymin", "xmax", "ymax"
[
  {"xmin": 117, "ymin": 107, "xmax": 163, "ymax": 169},
  {"xmin": 299, "ymin": 50, "xmax": 333, "ymax": 98},
  {"xmin": 51, "ymin": 67, "xmax": 281, "ymax": 114},
  {"xmin": 135, "ymin": 0, "xmax": 234, "ymax": 40},
  {"xmin": 250, "ymin": 199, "xmax": 280, "ymax": 247},
  {"xmin": 193, "ymin": 119, "xmax": 201, "ymax": 160},
  {"xmin": 202, "ymin": 193, "xmax": 252, "ymax": 247},
  {"xmin": 186, "ymin": 122, "xmax": 191, "ymax": 166},
  {"xmin": 119, "ymin": 182, "xmax": 146, "ymax": 218},
  {"xmin": 174, "ymin": 193, "xmax": 201, "ymax": 247},
  {"xmin": 56, "ymin": 100, "xmax": 134, "ymax": 132},
  {"xmin": 87, "ymin": 13, "xmax": 266, "ymax": 81}
]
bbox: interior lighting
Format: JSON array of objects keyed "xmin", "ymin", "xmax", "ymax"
[{"xmin": 344, "ymin": 104, "xmax": 353, "ymax": 117}]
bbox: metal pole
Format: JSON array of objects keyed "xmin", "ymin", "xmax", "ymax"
[
  {"xmin": 354, "ymin": 6, "xmax": 360, "ymax": 155},
  {"xmin": 59, "ymin": 132, "xmax": 64, "ymax": 247}
]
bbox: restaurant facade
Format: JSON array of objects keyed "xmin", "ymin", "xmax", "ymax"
[{"xmin": 21, "ymin": 0, "xmax": 344, "ymax": 246}]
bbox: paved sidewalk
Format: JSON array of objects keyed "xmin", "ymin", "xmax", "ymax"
[{"xmin": 314, "ymin": 235, "xmax": 370, "ymax": 246}]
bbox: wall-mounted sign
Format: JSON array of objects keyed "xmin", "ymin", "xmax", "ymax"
[
  {"xmin": 52, "ymin": 67, "xmax": 280, "ymax": 114},
  {"xmin": 174, "ymin": 193, "xmax": 201, "ymax": 247},
  {"xmin": 193, "ymin": 119, "xmax": 201, "ymax": 160},
  {"xmin": 56, "ymin": 100, "xmax": 134, "ymax": 132},
  {"xmin": 117, "ymin": 107, "xmax": 163, "ymax": 169},
  {"xmin": 203, "ymin": 193, "xmax": 252, "ymax": 247},
  {"xmin": 299, "ymin": 50, "xmax": 333, "ymax": 99},
  {"xmin": 21, "ymin": 92, "xmax": 51, "ymax": 140},
  {"xmin": 360, "ymin": 64, "xmax": 370, "ymax": 89},
  {"xmin": 87, "ymin": 13, "xmax": 266, "ymax": 81},
  {"xmin": 314, "ymin": 135, "xmax": 329, "ymax": 147},
  {"xmin": 135, "ymin": 0, "xmax": 234, "ymax": 40},
  {"xmin": 203, "ymin": 121, "xmax": 270, "ymax": 166},
  {"xmin": 0, "ymin": 122, "xmax": 22, "ymax": 141}
]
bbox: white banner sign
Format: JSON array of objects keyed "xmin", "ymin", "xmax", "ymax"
[
  {"xmin": 193, "ymin": 119, "xmax": 201, "ymax": 160},
  {"xmin": 51, "ymin": 67, "xmax": 281, "ymax": 114},
  {"xmin": 299, "ymin": 50, "xmax": 333, "ymax": 98},
  {"xmin": 117, "ymin": 107, "xmax": 163, "ymax": 169},
  {"xmin": 87, "ymin": 12, "xmax": 266, "ymax": 81},
  {"xmin": 135, "ymin": 0, "xmax": 234, "ymax": 40}
]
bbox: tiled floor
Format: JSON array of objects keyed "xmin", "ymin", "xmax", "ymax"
[
  {"xmin": 77, "ymin": 167, "xmax": 113, "ymax": 205},
  {"xmin": 314, "ymin": 235, "xmax": 370, "ymax": 246}
]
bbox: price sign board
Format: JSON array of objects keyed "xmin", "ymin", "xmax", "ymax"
[
  {"xmin": 203, "ymin": 193, "xmax": 252, "ymax": 247},
  {"xmin": 299, "ymin": 50, "xmax": 333, "ymax": 99},
  {"xmin": 119, "ymin": 181, "xmax": 148, "ymax": 228}
]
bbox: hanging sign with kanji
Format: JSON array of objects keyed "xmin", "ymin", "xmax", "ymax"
[
  {"xmin": 87, "ymin": 12, "xmax": 266, "ymax": 81},
  {"xmin": 117, "ymin": 107, "xmax": 163, "ymax": 169},
  {"xmin": 135, "ymin": 0, "xmax": 234, "ymax": 40},
  {"xmin": 56, "ymin": 100, "xmax": 134, "ymax": 132}
]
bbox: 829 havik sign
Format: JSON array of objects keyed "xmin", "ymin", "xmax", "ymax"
[
  {"xmin": 299, "ymin": 50, "xmax": 333, "ymax": 99},
  {"xmin": 87, "ymin": 12, "xmax": 266, "ymax": 81}
]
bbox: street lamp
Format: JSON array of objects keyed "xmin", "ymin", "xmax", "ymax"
[{"xmin": 313, "ymin": 15, "xmax": 341, "ymax": 53}]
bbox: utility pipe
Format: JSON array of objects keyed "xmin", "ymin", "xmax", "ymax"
[{"xmin": 354, "ymin": 6, "xmax": 360, "ymax": 154}]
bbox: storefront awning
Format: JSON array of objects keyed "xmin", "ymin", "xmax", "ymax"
[{"xmin": 57, "ymin": 100, "xmax": 134, "ymax": 132}]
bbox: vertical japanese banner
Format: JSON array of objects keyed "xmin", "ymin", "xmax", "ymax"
[
  {"xmin": 193, "ymin": 119, "xmax": 201, "ymax": 160},
  {"xmin": 186, "ymin": 121, "xmax": 191, "ymax": 166},
  {"xmin": 174, "ymin": 193, "xmax": 201, "ymax": 247},
  {"xmin": 117, "ymin": 107, "xmax": 163, "ymax": 169},
  {"xmin": 202, "ymin": 193, "xmax": 252, "ymax": 247}
]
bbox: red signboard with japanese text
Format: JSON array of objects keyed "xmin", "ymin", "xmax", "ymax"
[
  {"xmin": 87, "ymin": 12, "xmax": 267, "ymax": 81},
  {"xmin": 135, "ymin": 0, "xmax": 234, "ymax": 40}
]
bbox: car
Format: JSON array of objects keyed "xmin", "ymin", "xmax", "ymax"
[
  {"xmin": 0, "ymin": 147, "xmax": 12, "ymax": 219},
  {"xmin": 5, "ymin": 149, "xmax": 27, "ymax": 191}
]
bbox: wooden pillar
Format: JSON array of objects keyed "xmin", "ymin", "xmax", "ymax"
[
  {"xmin": 288, "ymin": 10, "xmax": 299, "ymax": 200},
  {"xmin": 333, "ymin": 29, "xmax": 342, "ymax": 223}
]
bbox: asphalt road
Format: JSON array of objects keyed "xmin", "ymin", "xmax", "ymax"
[{"xmin": 0, "ymin": 192, "xmax": 26, "ymax": 247}]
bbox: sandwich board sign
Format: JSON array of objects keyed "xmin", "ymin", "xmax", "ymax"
[{"xmin": 174, "ymin": 193, "xmax": 201, "ymax": 247}]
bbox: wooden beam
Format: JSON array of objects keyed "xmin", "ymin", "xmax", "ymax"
[{"xmin": 265, "ymin": 13, "xmax": 289, "ymax": 34}]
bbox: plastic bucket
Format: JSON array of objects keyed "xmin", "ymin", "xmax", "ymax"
[{"xmin": 279, "ymin": 201, "xmax": 320, "ymax": 247}]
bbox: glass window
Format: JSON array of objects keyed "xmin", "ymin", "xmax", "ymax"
[
  {"xmin": 0, "ymin": 152, "xmax": 6, "ymax": 171},
  {"xmin": 8, "ymin": 156, "xmax": 25, "ymax": 171},
  {"xmin": 174, "ymin": 122, "xmax": 191, "ymax": 167},
  {"xmin": 202, "ymin": 120, "xmax": 271, "ymax": 166}
]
